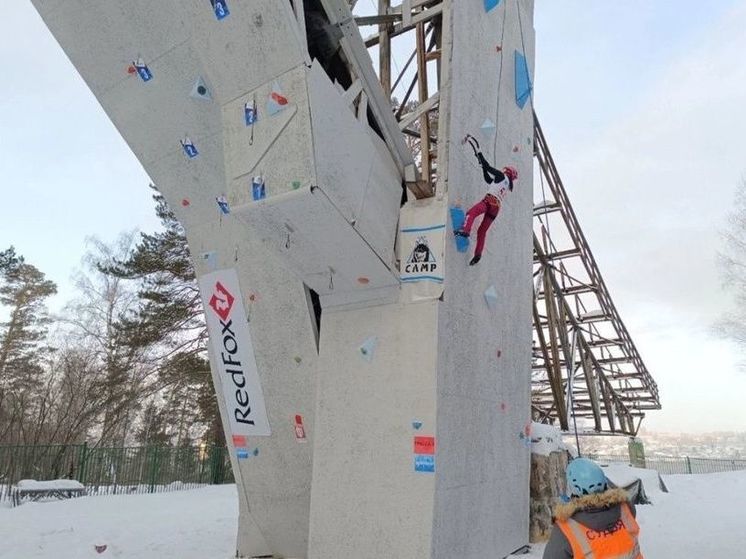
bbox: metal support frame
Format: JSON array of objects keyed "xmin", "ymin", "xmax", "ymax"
[{"xmin": 531, "ymin": 115, "xmax": 661, "ymax": 436}]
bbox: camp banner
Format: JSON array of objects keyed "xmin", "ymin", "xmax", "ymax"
[{"xmin": 399, "ymin": 198, "xmax": 446, "ymax": 302}]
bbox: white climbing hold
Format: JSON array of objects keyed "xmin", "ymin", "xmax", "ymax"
[
  {"xmin": 190, "ymin": 76, "xmax": 212, "ymax": 101},
  {"xmin": 201, "ymin": 251, "xmax": 218, "ymax": 271},
  {"xmin": 484, "ymin": 284, "xmax": 498, "ymax": 310},
  {"xmin": 481, "ymin": 118, "xmax": 496, "ymax": 135},
  {"xmin": 359, "ymin": 336, "xmax": 378, "ymax": 362}
]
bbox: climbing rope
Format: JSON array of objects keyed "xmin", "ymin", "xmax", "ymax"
[{"xmin": 492, "ymin": 0, "xmax": 510, "ymax": 160}]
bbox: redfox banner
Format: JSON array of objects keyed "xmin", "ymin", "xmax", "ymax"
[{"xmin": 199, "ymin": 269, "xmax": 271, "ymax": 436}]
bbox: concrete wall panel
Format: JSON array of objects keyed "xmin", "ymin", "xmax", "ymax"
[
  {"xmin": 232, "ymin": 186, "xmax": 399, "ymax": 300},
  {"xmin": 307, "ymin": 64, "xmax": 402, "ymax": 268},
  {"xmin": 31, "ymin": 1, "xmax": 323, "ymax": 555},
  {"xmin": 434, "ymin": 1, "xmax": 536, "ymax": 557},
  {"xmin": 185, "ymin": 0, "xmax": 307, "ymax": 104},
  {"xmin": 223, "ymin": 65, "xmax": 316, "ymax": 206},
  {"xmin": 308, "ymin": 302, "xmax": 438, "ymax": 559},
  {"xmin": 36, "ymin": 0, "xmax": 190, "ymax": 96}
]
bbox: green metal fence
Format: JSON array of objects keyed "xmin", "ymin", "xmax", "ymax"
[
  {"xmin": 588, "ymin": 453, "xmax": 746, "ymax": 475},
  {"xmin": 0, "ymin": 444, "xmax": 234, "ymax": 504}
]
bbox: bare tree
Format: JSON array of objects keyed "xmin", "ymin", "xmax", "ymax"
[
  {"xmin": 62, "ymin": 235, "xmax": 155, "ymax": 447},
  {"xmin": 717, "ymin": 179, "xmax": 746, "ymax": 354}
]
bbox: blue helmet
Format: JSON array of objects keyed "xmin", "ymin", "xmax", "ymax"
[{"xmin": 566, "ymin": 458, "xmax": 607, "ymax": 497}]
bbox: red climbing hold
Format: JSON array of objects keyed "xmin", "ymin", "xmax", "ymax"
[
  {"xmin": 497, "ymin": 349, "xmax": 502, "ymax": 358},
  {"xmin": 94, "ymin": 545, "xmax": 108, "ymax": 554},
  {"xmin": 357, "ymin": 277, "xmax": 370, "ymax": 285},
  {"xmin": 127, "ymin": 65, "xmax": 136, "ymax": 74},
  {"xmin": 271, "ymin": 91, "xmax": 288, "ymax": 106},
  {"xmin": 181, "ymin": 198, "xmax": 190, "ymax": 207},
  {"xmin": 496, "ymin": 45, "xmax": 503, "ymax": 53}
]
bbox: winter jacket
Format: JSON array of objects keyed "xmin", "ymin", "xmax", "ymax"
[{"xmin": 542, "ymin": 488, "xmax": 640, "ymax": 559}]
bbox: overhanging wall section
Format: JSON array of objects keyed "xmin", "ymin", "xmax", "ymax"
[{"xmin": 30, "ymin": 1, "xmax": 321, "ymax": 556}]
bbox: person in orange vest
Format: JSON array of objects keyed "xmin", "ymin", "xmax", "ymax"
[{"xmin": 543, "ymin": 458, "xmax": 643, "ymax": 559}]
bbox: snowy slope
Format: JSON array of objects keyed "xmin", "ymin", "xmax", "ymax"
[{"xmin": 1, "ymin": 471, "xmax": 745, "ymax": 558}]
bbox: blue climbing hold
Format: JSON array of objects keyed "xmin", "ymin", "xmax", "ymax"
[
  {"xmin": 212, "ymin": 0, "xmax": 230, "ymax": 20},
  {"xmin": 515, "ymin": 50, "xmax": 533, "ymax": 109},
  {"xmin": 449, "ymin": 206, "xmax": 469, "ymax": 253},
  {"xmin": 484, "ymin": 0, "xmax": 501, "ymax": 13}
]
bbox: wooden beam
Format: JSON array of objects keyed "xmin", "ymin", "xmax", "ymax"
[
  {"xmin": 416, "ymin": 21, "xmax": 431, "ymax": 191},
  {"xmin": 397, "ymin": 92, "xmax": 439, "ymax": 130},
  {"xmin": 320, "ymin": 0, "xmax": 416, "ymax": 179},
  {"xmin": 378, "ymin": 0, "xmax": 392, "ymax": 97}
]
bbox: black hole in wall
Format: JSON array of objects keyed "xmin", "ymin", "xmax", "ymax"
[
  {"xmin": 301, "ymin": 0, "xmax": 386, "ymax": 143},
  {"xmin": 303, "ymin": 0, "xmax": 352, "ymax": 87},
  {"xmin": 304, "ymin": 284, "xmax": 322, "ymax": 352}
]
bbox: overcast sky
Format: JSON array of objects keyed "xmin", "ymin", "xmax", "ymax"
[{"xmin": 1, "ymin": 1, "xmax": 745, "ymax": 433}]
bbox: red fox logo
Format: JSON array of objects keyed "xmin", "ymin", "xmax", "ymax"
[{"xmin": 209, "ymin": 281, "xmax": 235, "ymax": 322}]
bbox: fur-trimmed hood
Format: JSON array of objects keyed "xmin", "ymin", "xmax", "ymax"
[{"xmin": 554, "ymin": 488, "xmax": 630, "ymax": 521}]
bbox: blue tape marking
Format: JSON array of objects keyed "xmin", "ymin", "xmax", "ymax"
[
  {"xmin": 414, "ymin": 454, "xmax": 435, "ymax": 473},
  {"xmin": 401, "ymin": 224, "xmax": 446, "ymax": 233},
  {"xmin": 401, "ymin": 276, "xmax": 444, "ymax": 283}
]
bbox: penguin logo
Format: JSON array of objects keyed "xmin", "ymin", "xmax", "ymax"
[{"xmin": 405, "ymin": 237, "xmax": 437, "ymax": 273}]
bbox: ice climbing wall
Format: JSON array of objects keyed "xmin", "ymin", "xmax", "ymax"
[
  {"xmin": 435, "ymin": 0, "xmax": 535, "ymax": 556},
  {"xmin": 29, "ymin": 1, "xmax": 402, "ymax": 557},
  {"xmin": 307, "ymin": 1, "xmax": 536, "ymax": 558},
  {"xmin": 32, "ymin": 0, "xmax": 535, "ymax": 556},
  {"xmin": 28, "ymin": 2, "xmax": 316, "ymax": 556}
]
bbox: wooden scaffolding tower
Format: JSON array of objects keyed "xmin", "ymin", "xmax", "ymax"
[
  {"xmin": 532, "ymin": 116, "xmax": 661, "ymax": 436},
  {"xmin": 351, "ymin": 2, "xmax": 660, "ymax": 436}
]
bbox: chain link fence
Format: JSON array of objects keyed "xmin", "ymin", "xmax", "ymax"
[
  {"xmin": 588, "ymin": 453, "xmax": 746, "ymax": 475},
  {"xmin": 0, "ymin": 444, "xmax": 234, "ymax": 504}
]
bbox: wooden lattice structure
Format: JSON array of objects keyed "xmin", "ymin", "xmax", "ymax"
[{"xmin": 531, "ymin": 116, "xmax": 660, "ymax": 436}]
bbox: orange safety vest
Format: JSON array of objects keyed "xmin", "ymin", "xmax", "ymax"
[{"xmin": 557, "ymin": 502, "xmax": 643, "ymax": 559}]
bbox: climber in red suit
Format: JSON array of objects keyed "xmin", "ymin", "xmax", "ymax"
[{"xmin": 455, "ymin": 135, "xmax": 518, "ymax": 265}]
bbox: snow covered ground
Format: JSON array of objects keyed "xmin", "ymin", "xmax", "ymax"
[
  {"xmin": 0, "ymin": 486, "xmax": 237, "ymax": 559},
  {"xmin": 1, "ymin": 469, "xmax": 745, "ymax": 558},
  {"xmin": 515, "ymin": 469, "xmax": 746, "ymax": 558}
]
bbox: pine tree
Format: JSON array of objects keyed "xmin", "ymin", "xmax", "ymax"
[
  {"xmin": 0, "ymin": 251, "xmax": 57, "ymax": 393},
  {"xmin": 0, "ymin": 248, "xmax": 57, "ymax": 444},
  {"xmin": 0, "ymin": 247, "xmax": 22, "ymax": 275},
  {"xmin": 106, "ymin": 187, "xmax": 223, "ymax": 445}
]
